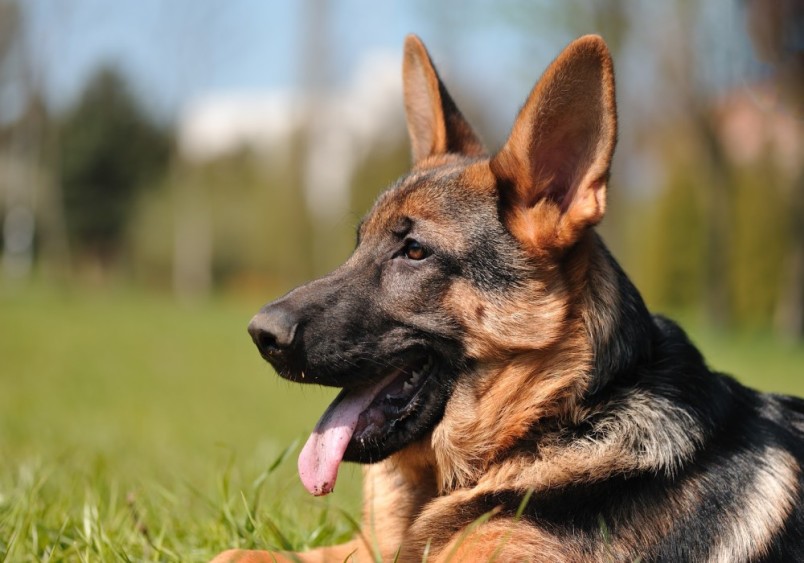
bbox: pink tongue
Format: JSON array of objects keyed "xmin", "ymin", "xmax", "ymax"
[{"xmin": 298, "ymin": 372, "xmax": 398, "ymax": 496}]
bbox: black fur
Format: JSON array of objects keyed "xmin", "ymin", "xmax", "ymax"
[{"xmin": 416, "ymin": 308, "xmax": 804, "ymax": 560}]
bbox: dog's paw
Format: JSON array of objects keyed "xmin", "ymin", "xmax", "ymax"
[{"xmin": 210, "ymin": 549, "xmax": 295, "ymax": 563}]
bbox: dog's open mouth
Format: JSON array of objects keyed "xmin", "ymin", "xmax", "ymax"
[{"xmin": 297, "ymin": 353, "xmax": 438, "ymax": 496}]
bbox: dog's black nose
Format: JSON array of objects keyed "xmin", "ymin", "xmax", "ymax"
[{"xmin": 248, "ymin": 305, "xmax": 299, "ymax": 357}]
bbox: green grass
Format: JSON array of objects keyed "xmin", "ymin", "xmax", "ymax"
[
  {"xmin": 0, "ymin": 283, "xmax": 362, "ymax": 561},
  {"xmin": 0, "ymin": 284, "xmax": 802, "ymax": 561}
]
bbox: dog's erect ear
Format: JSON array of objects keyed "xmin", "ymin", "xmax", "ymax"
[
  {"xmin": 491, "ymin": 35, "xmax": 617, "ymax": 254},
  {"xmin": 402, "ymin": 35, "xmax": 485, "ymax": 165}
]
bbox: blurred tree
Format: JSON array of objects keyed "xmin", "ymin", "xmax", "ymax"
[
  {"xmin": 0, "ymin": 0, "xmax": 20, "ymax": 80},
  {"xmin": 0, "ymin": 0, "xmax": 25, "ymax": 269},
  {"xmin": 0, "ymin": 0, "xmax": 71, "ymax": 281},
  {"xmin": 744, "ymin": 0, "xmax": 804, "ymax": 340},
  {"xmin": 657, "ymin": 0, "xmax": 735, "ymax": 329},
  {"xmin": 730, "ymin": 156, "xmax": 790, "ymax": 327},
  {"xmin": 58, "ymin": 66, "xmax": 170, "ymax": 273},
  {"xmin": 644, "ymin": 161, "xmax": 705, "ymax": 312},
  {"xmin": 779, "ymin": 164, "xmax": 804, "ymax": 340},
  {"xmin": 298, "ymin": 0, "xmax": 332, "ymax": 278}
]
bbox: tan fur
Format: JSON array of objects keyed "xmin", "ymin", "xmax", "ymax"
[
  {"xmin": 457, "ymin": 161, "xmax": 498, "ymax": 197},
  {"xmin": 431, "ymin": 346, "xmax": 592, "ymax": 492},
  {"xmin": 475, "ymin": 389, "xmax": 705, "ymax": 494},
  {"xmin": 211, "ymin": 542, "xmax": 365, "ymax": 563},
  {"xmin": 708, "ymin": 448, "xmax": 800, "ymax": 563},
  {"xmin": 360, "ymin": 440, "xmax": 438, "ymax": 559},
  {"xmin": 359, "ymin": 165, "xmax": 474, "ymax": 253},
  {"xmin": 433, "ymin": 520, "xmax": 572, "ymax": 562}
]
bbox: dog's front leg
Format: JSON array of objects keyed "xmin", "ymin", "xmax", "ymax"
[
  {"xmin": 210, "ymin": 538, "xmax": 370, "ymax": 563},
  {"xmin": 360, "ymin": 447, "xmax": 439, "ymax": 560}
]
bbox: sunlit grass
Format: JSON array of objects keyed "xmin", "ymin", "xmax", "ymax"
[
  {"xmin": 0, "ymin": 283, "xmax": 801, "ymax": 560},
  {"xmin": 0, "ymin": 283, "xmax": 361, "ymax": 561}
]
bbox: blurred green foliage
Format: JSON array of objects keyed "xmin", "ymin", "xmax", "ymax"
[
  {"xmin": 58, "ymin": 67, "xmax": 171, "ymax": 266},
  {"xmin": 640, "ymin": 164, "xmax": 705, "ymax": 311},
  {"xmin": 0, "ymin": 0, "xmax": 800, "ymax": 339},
  {"xmin": 630, "ymin": 150, "xmax": 797, "ymax": 331},
  {"xmin": 730, "ymin": 158, "xmax": 791, "ymax": 326}
]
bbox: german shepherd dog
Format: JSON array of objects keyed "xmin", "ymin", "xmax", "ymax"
[{"xmin": 214, "ymin": 35, "xmax": 804, "ymax": 562}]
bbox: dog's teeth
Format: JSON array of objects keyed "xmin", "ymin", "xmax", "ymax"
[
  {"xmin": 402, "ymin": 381, "xmax": 413, "ymax": 393},
  {"xmin": 386, "ymin": 394, "xmax": 393, "ymax": 400}
]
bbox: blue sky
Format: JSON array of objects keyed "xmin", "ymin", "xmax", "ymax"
[
  {"xmin": 9, "ymin": 0, "xmax": 779, "ymax": 211},
  {"xmin": 16, "ymin": 0, "xmax": 759, "ymax": 148},
  {"xmin": 25, "ymin": 1, "xmax": 309, "ymax": 114},
  {"xmin": 19, "ymin": 1, "xmax": 583, "ymax": 129}
]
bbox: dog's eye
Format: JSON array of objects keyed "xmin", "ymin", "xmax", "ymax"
[{"xmin": 403, "ymin": 239, "xmax": 428, "ymax": 260}]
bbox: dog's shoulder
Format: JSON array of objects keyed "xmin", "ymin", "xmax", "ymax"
[{"xmin": 647, "ymin": 313, "xmax": 804, "ymax": 443}]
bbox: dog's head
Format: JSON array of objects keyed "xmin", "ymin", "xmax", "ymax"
[{"xmin": 249, "ymin": 35, "xmax": 617, "ymax": 495}]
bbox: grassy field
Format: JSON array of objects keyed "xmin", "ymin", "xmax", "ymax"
[
  {"xmin": 1, "ymin": 283, "xmax": 802, "ymax": 561},
  {"xmin": 0, "ymin": 284, "xmax": 362, "ymax": 561}
]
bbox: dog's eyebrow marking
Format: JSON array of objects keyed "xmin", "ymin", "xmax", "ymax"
[{"xmin": 390, "ymin": 217, "xmax": 413, "ymax": 238}]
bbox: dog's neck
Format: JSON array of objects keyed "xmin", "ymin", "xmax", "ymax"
[
  {"xmin": 580, "ymin": 233, "xmax": 655, "ymax": 397},
  {"xmin": 421, "ymin": 231, "xmax": 657, "ymax": 493}
]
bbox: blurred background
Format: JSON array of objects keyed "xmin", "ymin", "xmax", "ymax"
[
  {"xmin": 0, "ymin": 0, "xmax": 802, "ymax": 330},
  {"xmin": 0, "ymin": 0, "xmax": 803, "ymax": 557}
]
